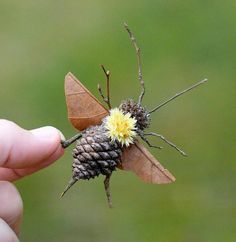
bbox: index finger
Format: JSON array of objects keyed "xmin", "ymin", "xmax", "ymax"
[{"xmin": 0, "ymin": 120, "xmax": 64, "ymax": 169}]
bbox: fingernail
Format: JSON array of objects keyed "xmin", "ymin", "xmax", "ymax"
[{"xmin": 30, "ymin": 126, "xmax": 65, "ymax": 141}]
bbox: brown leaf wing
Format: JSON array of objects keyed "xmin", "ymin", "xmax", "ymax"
[
  {"xmin": 120, "ymin": 141, "xmax": 176, "ymax": 184},
  {"xmin": 65, "ymin": 72, "xmax": 109, "ymax": 131}
]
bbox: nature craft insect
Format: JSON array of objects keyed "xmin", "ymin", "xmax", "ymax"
[{"xmin": 61, "ymin": 23, "xmax": 207, "ymax": 207}]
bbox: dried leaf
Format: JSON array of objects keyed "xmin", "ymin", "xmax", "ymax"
[
  {"xmin": 65, "ymin": 72, "xmax": 108, "ymax": 131},
  {"xmin": 120, "ymin": 141, "xmax": 176, "ymax": 184}
]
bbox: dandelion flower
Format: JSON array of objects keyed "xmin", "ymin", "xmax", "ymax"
[{"xmin": 104, "ymin": 108, "xmax": 137, "ymax": 146}]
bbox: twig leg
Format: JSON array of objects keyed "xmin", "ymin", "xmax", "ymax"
[
  {"xmin": 104, "ymin": 174, "xmax": 112, "ymax": 208},
  {"xmin": 61, "ymin": 133, "xmax": 82, "ymax": 148},
  {"xmin": 144, "ymin": 132, "xmax": 187, "ymax": 156},
  {"xmin": 139, "ymin": 132, "xmax": 162, "ymax": 149},
  {"xmin": 60, "ymin": 178, "xmax": 77, "ymax": 198}
]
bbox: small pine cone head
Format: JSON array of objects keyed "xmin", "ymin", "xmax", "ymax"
[{"xmin": 119, "ymin": 99, "xmax": 150, "ymax": 130}]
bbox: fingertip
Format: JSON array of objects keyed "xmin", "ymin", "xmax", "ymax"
[
  {"xmin": 30, "ymin": 126, "xmax": 65, "ymax": 155},
  {"xmin": 0, "ymin": 219, "xmax": 19, "ymax": 242},
  {"xmin": 47, "ymin": 138, "xmax": 65, "ymax": 162},
  {"xmin": 0, "ymin": 181, "xmax": 23, "ymax": 236},
  {"xmin": 0, "ymin": 121, "xmax": 65, "ymax": 169},
  {"xmin": 0, "ymin": 181, "xmax": 23, "ymax": 216},
  {"xmin": 30, "ymin": 126, "xmax": 65, "ymax": 143}
]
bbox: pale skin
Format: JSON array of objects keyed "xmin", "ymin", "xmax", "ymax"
[{"xmin": 0, "ymin": 119, "xmax": 64, "ymax": 241}]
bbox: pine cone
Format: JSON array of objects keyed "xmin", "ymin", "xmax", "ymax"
[
  {"xmin": 72, "ymin": 125, "xmax": 122, "ymax": 181},
  {"xmin": 119, "ymin": 99, "xmax": 150, "ymax": 130}
]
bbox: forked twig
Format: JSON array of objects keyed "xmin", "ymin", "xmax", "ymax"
[
  {"xmin": 143, "ymin": 132, "xmax": 187, "ymax": 156},
  {"xmin": 98, "ymin": 65, "xmax": 112, "ymax": 109},
  {"xmin": 124, "ymin": 23, "xmax": 145, "ymax": 105},
  {"xmin": 139, "ymin": 132, "xmax": 162, "ymax": 149},
  {"xmin": 149, "ymin": 79, "xmax": 208, "ymax": 114}
]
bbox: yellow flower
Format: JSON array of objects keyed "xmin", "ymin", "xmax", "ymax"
[{"xmin": 104, "ymin": 108, "xmax": 137, "ymax": 146}]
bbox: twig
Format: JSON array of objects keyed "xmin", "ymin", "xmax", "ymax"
[
  {"xmin": 60, "ymin": 178, "xmax": 77, "ymax": 198},
  {"xmin": 61, "ymin": 133, "xmax": 82, "ymax": 148},
  {"xmin": 139, "ymin": 132, "xmax": 162, "ymax": 149},
  {"xmin": 124, "ymin": 22, "xmax": 145, "ymax": 105},
  {"xmin": 143, "ymin": 132, "xmax": 187, "ymax": 156},
  {"xmin": 149, "ymin": 78, "xmax": 208, "ymax": 114},
  {"xmin": 97, "ymin": 65, "xmax": 112, "ymax": 109},
  {"xmin": 104, "ymin": 174, "xmax": 112, "ymax": 208}
]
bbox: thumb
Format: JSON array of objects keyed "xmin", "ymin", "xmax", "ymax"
[{"xmin": 0, "ymin": 120, "xmax": 64, "ymax": 169}]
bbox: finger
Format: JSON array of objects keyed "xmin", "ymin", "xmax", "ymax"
[
  {"xmin": 0, "ymin": 119, "xmax": 64, "ymax": 169},
  {"xmin": 0, "ymin": 181, "xmax": 23, "ymax": 236},
  {"xmin": 0, "ymin": 144, "xmax": 63, "ymax": 181},
  {"xmin": 0, "ymin": 219, "xmax": 19, "ymax": 242}
]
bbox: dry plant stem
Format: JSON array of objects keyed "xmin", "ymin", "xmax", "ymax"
[
  {"xmin": 60, "ymin": 178, "xmax": 77, "ymax": 197},
  {"xmin": 139, "ymin": 132, "xmax": 162, "ymax": 149},
  {"xmin": 102, "ymin": 65, "xmax": 112, "ymax": 109},
  {"xmin": 104, "ymin": 174, "xmax": 112, "ymax": 208},
  {"xmin": 97, "ymin": 84, "xmax": 106, "ymax": 102},
  {"xmin": 61, "ymin": 133, "xmax": 82, "ymax": 148},
  {"xmin": 98, "ymin": 65, "xmax": 112, "ymax": 109},
  {"xmin": 149, "ymin": 78, "xmax": 208, "ymax": 114},
  {"xmin": 144, "ymin": 132, "xmax": 187, "ymax": 156},
  {"xmin": 124, "ymin": 23, "xmax": 145, "ymax": 105}
]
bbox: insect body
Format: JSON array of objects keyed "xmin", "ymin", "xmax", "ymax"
[
  {"xmin": 72, "ymin": 125, "xmax": 122, "ymax": 180},
  {"xmin": 61, "ymin": 24, "xmax": 207, "ymax": 207}
]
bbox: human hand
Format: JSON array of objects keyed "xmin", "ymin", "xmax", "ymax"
[{"xmin": 0, "ymin": 119, "xmax": 64, "ymax": 242}]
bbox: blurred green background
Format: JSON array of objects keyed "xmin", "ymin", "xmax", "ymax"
[{"xmin": 0, "ymin": 0, "xmax": 235, "ymax": 241}]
